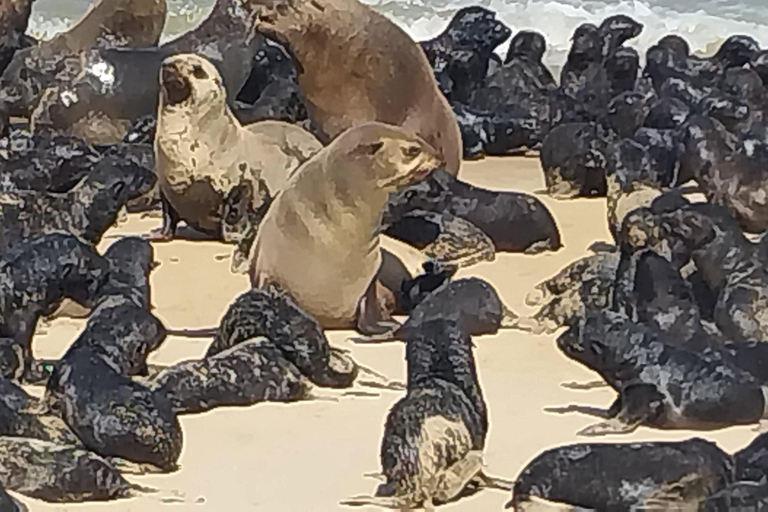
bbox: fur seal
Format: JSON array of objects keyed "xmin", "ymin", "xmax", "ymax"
[
  {"xmin": 246, "ymin": 0, "xmax": 463, "ymax": 176},
  {"xmin": 385, "ymin": 169, "xmax": 562, "ymax": 253},
  {"xmin": 680, "ymin": 114, "xmax": 768, "ymax": 233},
  {"xmin": 152, "ymin": 52, "xmax": 321, "ymax": 240},
  {"xmin": 501, "ymin": 30, "xmax": 555, "ymax": 90},
  {"xmin": 0, "ymin": 234, "xmax": 109, "ymax": 374},
  {"xmin": 248, "ymin": 122, "xmax": 443, "ymax": 334},
  {"xmin": 351, "ymin": 277, "xmax": 519, "ymax": 343},
  {"xmin": 507, "ymin": 438, "xmax": 733, "ymax": 510},
  {"xmin": 540, "ymin": 122, "xmax": 608, "ymax": 198},
  {"xmin": 0, "ymin": 0, "xmax": 33, "ymax": 77},
  {"xmin": 1, "ymin": 0, "xmax": 263, "ymax": 128},
  {"xmin": 0, "ymin": 479, "xmax": 24, "ymax": 511},
  {"xmin": 555, "ymin": 310, "xmax": 768, "ymax": 436},
  {"xmin": 150, "ymin": 338, "xmax": 310, "ymax": 414},
  {"xmin": 419, "ymin": 6, "xmax": 511, "ymax": 104},
  {"xmin": 0, "ymin": 154, "xmax": 155, "ymax": 250},
  {"xmin": 203, "ymin": 287, "xmax": 359, "ymax": 388},
  {"xmin": 342, "ymin": 318, "xmax": 511, "ymax": 510},
  {"xmin": 44, "ymin": 0, "xmax": 167, "ymax": 53},
  {"xmin": 45, "ymin": 343, "xmax": 183, "ymax": 472},
  {"xmin": 399, "ymin": 260, "xmax": 458, "ymax": 314},
  {"xmin": 0, "ymin": 131, "xmax": 102, "ymax": 193},
  {"xmin": 0, "ymin": 437, "xmax": 132, "ymax": 503}
]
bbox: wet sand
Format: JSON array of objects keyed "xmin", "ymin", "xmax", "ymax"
[{"xmin": 18, "ymin": 157, "xmax": 760, "ymax": 511}]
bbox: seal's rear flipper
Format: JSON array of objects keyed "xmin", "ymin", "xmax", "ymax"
[
  {"xmin": 356, "ymin": 280, "xmax": 402, "ymax": 335},
  {"xmin": 143, "ymin": 193, "xmax": 179, "ymax": 242},
  {"xmin": 434, "ymin": 451, "xmax": 484, "ymax": 503},
  {"xmin": 108, "ymin": 457, "xmax": 166, "ymax": 475},
  {"xmin": 544, "ymin": 404, "xmax": 614, "ymax": 419}
]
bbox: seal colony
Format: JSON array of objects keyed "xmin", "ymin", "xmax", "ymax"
[{"xmin": 3, "ymin": 0, "xmax": 768, "ymax": 509}]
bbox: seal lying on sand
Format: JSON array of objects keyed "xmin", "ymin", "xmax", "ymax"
[
  {"xmin": 150, "ymin": 338, "xmax": 310, "ymax": 414},
  {"xmin": 384, "ymin": 169, "xmax": 562, "ymax": 254},
  {"xmin": 0, "ymin": 154, "xmax": 155, "ymax": 250},
  {"xmin": 204, "ymin": 287, "xmax": 359, "ymax": 388},
  {"xmin": 508, "ymin": 438, "xmax": 734, "ymax": 510},
  {"xmin": 343, "ymin": 318, "xmax": 511, "ymax": 510},
  {"xmin": 351, "ymin": 277, "xmax": 520, "ymax": 343},
  {"xmin": 555, "ymin": 311, "xmax": 768, "ymax": 436},
  {"xmin": 248, "ymin": 122, "xmax": 443, "ymax": 334},
  {"xmin": 0, "ymin": 234, "xmax": 108, "ymax": 375},
  {"xmin": 246, "ymin": 0, "xmax": 463, "ymax": 175},
  {"xmin": 46, "ymin": 343, "xmax": 183, "ymax": 472},
  {"xmin": 0, "ymin": 437, "xmax": 133, "ymax": 503},
  {"xmin": 44, "ymin": 0, "xmax": 167, "ymax": 53},
  {"xmin": 152, "ymin": 53, "xmax": 321, "ymax": 240}
]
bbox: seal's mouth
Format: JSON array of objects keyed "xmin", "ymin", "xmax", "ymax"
[{"xmin": 161, "ymin": 63, "xmax": 192, "ymax": 107}]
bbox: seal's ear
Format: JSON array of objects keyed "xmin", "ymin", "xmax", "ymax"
[{"xmin": 352, "ymin": 141, "xmax": 384, "ymax": 156}]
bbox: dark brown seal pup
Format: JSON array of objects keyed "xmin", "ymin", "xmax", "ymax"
[
  {"xmin": 45, "ymin": 343, "xmax": 183, "ymax": 472},
  {"xmin": 342, "ymin": 318, "xmax": 511, "ymax": 510},
  {"xmin": 150, "ymin": 338, "xmax": 310, "ymax": 414},
  {"xmin": 0, "ymin": 437, "xmax": 133, "ymax": 503},
  {"xmin": 507, "ymin": 438, "xmax": 734, "ymax": 510},
  {"xmin": 555, "ymin": 310, "xmax": 768, "ymax": 436},
  {"xmin": 245, "ymin": 0, "xmax": 463, "ymax": 176}
]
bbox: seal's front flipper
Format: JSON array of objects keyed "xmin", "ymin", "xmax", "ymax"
[
  {"xmin": 561, "ymin": 380, "xmax": 609, "ymax": 390},
  {"xmin": 356, "ymin": 280, "xmax": 401, "ymax": 335},
  {"xmin": 545, "ymin": 404, "xmax": 613, "ymax": 419},
  {"xmin": 577, "ymin": 417, "xmax": 642, "ymax": 437},
  {"xmin": 144, "ymin": 193, "xmax": 179, "ymax": 242},
  {"xmin": 420, "ymin": 212, "xmax": 496, "ymax": 268}
]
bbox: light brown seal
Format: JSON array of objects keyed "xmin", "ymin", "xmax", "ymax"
[
  {"xmin": 248, "ymin": 121, "xmax": 444, "ymax": 334},
  {"xmin": 152, "ymin": 52, "xmax": 322, "ymax": 240},
  {"xmin": 46, "ymin": 0, "xmax": 167, "ymax": 53},
  {"xmin": 245, "ymin": 0, "xmax": 463, "ymax": 176}
]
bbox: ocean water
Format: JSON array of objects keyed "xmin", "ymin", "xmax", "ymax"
[{"xmin": 27, "ymin": 0, "xmax": 768, "ymax": 71}]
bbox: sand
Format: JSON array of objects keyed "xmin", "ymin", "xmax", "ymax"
[{"xmin": 16, "ymin": 157, "xmax": 760, "ymax": 511}]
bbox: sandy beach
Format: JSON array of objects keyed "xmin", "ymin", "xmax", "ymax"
[{"xmin": 16, "ymin": 157, "xmax": 761, "ymax": 511}]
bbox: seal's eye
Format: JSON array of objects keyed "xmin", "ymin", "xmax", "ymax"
[
  {"xmin": 192, "ymin": 65, "xmax": 208, "ymax": 80},
  {"xmin": 403, "ymin": 146, "xmax": 421, "ymax": 158}
]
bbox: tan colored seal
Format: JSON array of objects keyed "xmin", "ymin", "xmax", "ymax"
[
  {"xmin": 46, "ymin": 0, "xmax": 167, "ymax": 53},
  {"xmin": 248, "ymin": 121, "xmax": 444, "ymax": 333},
  {"xmin": 152, "ymin": 53, "xmax": 322, "ymax": 240},
  {"xmin": 244, "ymin": 0, "xmax": 462, "ymax": 176}
]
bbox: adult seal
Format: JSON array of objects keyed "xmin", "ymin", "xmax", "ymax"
[
  {"xmin": 152, "ymin": 53, "xmax": 321, "ymax": 240},
  {"xmin": 246, "ymin": 0, "xmax": 463, "ymax": 176},
  {"xmin": 0, "ymin": 0, "xmax": 33, "ymax": 77},
  {"xmin": 249, "ymin": 122, "xmax": 443, "ymax": 334},
  {"xmin": 44, "ymin": 0, "xmax": 167, "ymax": 53}
]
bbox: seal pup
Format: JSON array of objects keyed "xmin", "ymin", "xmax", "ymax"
[
  {"xmin": 507, "ymin": 438, "xmax": 734, "ymax": 510},
  {"xmin": 245, "ymin": 0, "xmax": 463, "ymax": 176},
  {"xmin": 555, "ymin": 310, "xmax": 768, "ymax": 436},
  {"xmin": 0, "ymin": 437, "xmax": 133, "ymax": 503},
  {"xmin": 152, "ymin": 53, "xmax": 321, "ymax": 240},
  {"xmin": 385, "ymin": 169, "xmax": 562, "ymax": 253},
  {"xmin": 0, "ymin": 154, "xmax": 156, "ymax": 251},
  {"xmin": 201, "ymin": 287, "xmax": 359, "ymax": 388},
  {"xmin": 150, "ymin": 338, "xmax": 310, "ymax": 414},
  {"xmin": 342, "ymin": 318, "xmax": 511, "ymax": 510},
  {"xmin": 248, "ymin": 122, "xmax": 443, "ymax": 334},
  {"xmin": 680, "ymin": 114, "xmax": 768, "ymax": 233},
  {"xmin": 0, "ymin": 131, "xmax": 102, "ymax": 193},
  {"xmin": 351, "ymin": 277, "xmax": 520, "ymax": 343},
  {"xmin": 44, "ymin": 0, "xmax": 167, "ymax": 53},
  {"xmin": 540, "ymin": 122, "xmax": 608, "ymax": 198},
  {"xmin": 399, "ymin": 260, "xmax": 458, "ymax": 314},
  {"xmin": 0, "ymin": 234, "xmax": 109, "ymax": 375},
  {"xmin": 419, "ymin": 6, "xmax": 511, "ymax": 104},
  {"xmin": 0, "ymin": 0, "xmax": 33, "ymax": 77},
  {"xmin": 45, "ymin": 343, "xmax": 183, "ymax": 472},
  {"xmin": 501, "ymin": 31, "xmax": 555, "ymax": 90}
]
